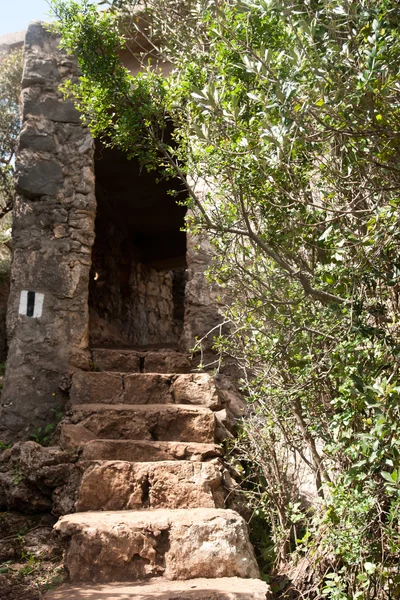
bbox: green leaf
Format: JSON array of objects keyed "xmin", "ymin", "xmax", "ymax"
[{"xmin": 381, "ymin": 471, "xmax": 398, "ymax": 484}]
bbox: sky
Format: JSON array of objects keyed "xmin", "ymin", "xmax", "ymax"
[{"xmin": 0, "ymin": 0, "xmax": 54, "ymax": 36}]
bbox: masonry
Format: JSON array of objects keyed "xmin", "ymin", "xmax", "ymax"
[
  {"xmin": 0, "ymin": 22, "xmax": 221, "ymax": 440},
  {"xmin": 0, "ymin": 20, "xmax": 276, "ymax": 600}
]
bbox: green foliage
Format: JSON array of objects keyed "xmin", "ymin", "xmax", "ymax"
[
  {"xmin": 29, "ymin": 407, "xmax": 63, "ymax": 447},
  {"xmin": 50, "ymin": 0, "xmax": 400, "ymax": 596},
  {"xmin": 0, "ymin": 48, "xmax": 23, "ymax": 218}
]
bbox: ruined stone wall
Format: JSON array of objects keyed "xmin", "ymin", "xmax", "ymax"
[
  {"xmin": 0, "ymin": 23, "xmax": 96, "ymax": 440},
  {"xmin": 0, "ymin": 21, "xmax": 225, "ymax": 441}
]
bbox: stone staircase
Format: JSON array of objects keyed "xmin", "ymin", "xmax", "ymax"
[{"xmin": 45, "ymin": 348, "xmax": 271, "ymax": 599}]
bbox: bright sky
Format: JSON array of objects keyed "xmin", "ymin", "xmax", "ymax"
[{"xmin": 0, "ymin": 0, "xmax": 54, "ymax": 36}]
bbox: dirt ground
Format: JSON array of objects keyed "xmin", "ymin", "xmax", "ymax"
[{"xmin": 0, "ymin": 511, "xmax": 65, "ymax": 599}]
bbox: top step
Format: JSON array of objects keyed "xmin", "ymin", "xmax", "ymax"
[
  {"xmin": 70, "ymin": 372, "xmax": 224, "ymax": 410},
  {"xmin": 91, "ymin": 348, "xmax": 192, "ymax": 374}
]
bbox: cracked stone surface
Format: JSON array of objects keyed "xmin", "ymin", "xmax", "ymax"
[
  {"xmin": 67, "ymin": 404, "xmax": 215, "ymax": 443},
  {"xmin": 55, "ymin": 509, "xmax": 260, "ymax": 583},
  {"xmin": 79, "ymin": 439, "xmax": 222, "ymax": 462},
  {"xmin": 70, "ymin": 372, "xmax": 224, "ymax": 410},
  {"xmin": 91, "ymin": 348, "xmax": 192, "ymax": 374},
  {"xmin": 76, "ymin": 460, "xmax": 226, "ymax": 511},
  {"xmin": 0, "ymin": 22, "xmax": 96, "ymax": 440}
]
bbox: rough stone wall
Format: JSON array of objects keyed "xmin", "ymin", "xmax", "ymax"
[
  {"xmin": 180, "ymin": 232, "xmax": 223, "ymax": 354},
  {"xmin": 0, "ymin": 21, "xmax": 226, "ymax": 441},
  {"xmin": 0, "ymin": 23, "xmax": 96, "ymax": 440},
  {"xmin": 179, "ymin": 179, "xmax": 225, "ymax": 357},
  {"xmin": 89, "ymin": 222, "xmax": 181, "ymax": 347}
]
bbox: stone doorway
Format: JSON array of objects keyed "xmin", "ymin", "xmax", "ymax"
[{"xmin": 89, "ymin": 141, "xmax": 187, "ymax": 348}]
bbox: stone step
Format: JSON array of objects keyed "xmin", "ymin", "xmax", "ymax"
[
  {"xmin": 80, "ymin": 439, "xmax": 221, "ymax": 462},
  {"xmin": 68, "ymin": 404, "xmax": 215, "ymax": 443},
  {"xmin": 91, "ymin": 348, "xmax": 192, "ymax": 374},
  {"xmin": 54, "ymin": 508, "xmax": 260, "ymax": 583},
  {"xmin": 76, "ymin": 460, "xmax": 225, "ymax": 511},
  {"xmin": 44, "ymin": 577, "xmax": 271, "ymax": 599},
  {"xmin": 70, "ymin": 372, "xmax": 222, "ymax": 410}
]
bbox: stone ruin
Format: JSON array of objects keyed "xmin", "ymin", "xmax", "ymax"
[
  {"xmin": 0, "ymin": 19, "xmax": 272, "ymax": 600},
  {"xmin": 0, "ymin": 21, "xmax": 223, "ymax": 440}
]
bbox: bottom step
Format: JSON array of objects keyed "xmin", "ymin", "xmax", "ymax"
[
  {"xmin": 44, "ymin": 577, "xmax": 271, "ymax": 599},
  {"xmin": 55, "ymin": 508, "xmax": 259, "ymax": 582}
]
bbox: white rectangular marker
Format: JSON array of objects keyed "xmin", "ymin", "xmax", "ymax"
[{"xmin": 18, "ymin": 291, "xmax": 44, "ymax": 318}]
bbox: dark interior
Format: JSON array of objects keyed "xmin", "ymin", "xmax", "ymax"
[{"xmin": 89, "ymin": 140, "xmax": 187, "ymax": 348}]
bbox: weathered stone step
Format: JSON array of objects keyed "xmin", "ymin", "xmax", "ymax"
[
  {"xmin": 80, "ymin": 439, "xmax": 221, "ymax": 462},
  {"xmin": 55, "ymin": 508, "xmax": 260, "ymax": 583},
  {"xmin": 44, "ymin": 577, "xmax": 272, "ymax": 599},
  {"xmin": 91, "ymin": 348, "xmax": 192, "ymax": 374},
  {"xmin": 70, "ymin": 372, "xmax": 222, "ymax": 410},
  {"xmin": 76, "ymin": 460, "xmax": 225, "ymax": 511},
  {"xmin": 68, "ymin": 404, "xmax": 215, "ymax": 443}
]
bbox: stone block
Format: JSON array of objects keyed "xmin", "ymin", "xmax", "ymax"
[
  {"xmin": 69, "ymin": 404, "xmax": 216, "ymax": 443},
  {"xmin": 80, "ymin": 440, "xmax": 221, "ymax": 463},
  {"xmin": 91, "ymin": 349, "xmax": 140, "ymax": 373},
  {"xmin": 76, "ymin": 460, "xmax": 225, "ymax": 511},
  {"xmin": 19, "ymin": 124, "xmax": 56, "ymax": 153},
  {"xmin": 123, "ymin": 374, "xmax": 172, "ymax": 404},
  {"xmin": 59, "ymin": 424, "xmax": 97, "ymax": 450},
  {"xmin": 16, "ymin": 159, "xmax": 63, "ymax": 198},
  {"xmin": 144, "ymin": 351, "xmax": 191, "ymax": 374},
  {"xmin": 55, "ymin": 508, "xmax": 260, "ymax": 582},
  {"xmin": 70, "ymin": 372, "xmax": 225, "ymax": 410},
  {"xmin": 70, "ymin": 372, "xmax": 124, "ymax": 405},
  {"xmin": 25, "ymin": 21, "xmax": 58, "ymax": 49},
  {"xmin": 23, "ymin": 95, "xmax": 81, "ymax": 123},
  {"xmin": 172, "ymin": 374, "xmax": 222, "ymax": 410},
  {"xmin": 22, "ymin": 57, "xmax": 58, "ymax": 86}
]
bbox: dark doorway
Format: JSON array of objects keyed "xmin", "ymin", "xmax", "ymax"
[{"xmin": 89, "ymin": 141, "xmax": 187, "ymax": 348}]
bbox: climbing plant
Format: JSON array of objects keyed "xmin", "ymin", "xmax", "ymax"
[{"xmin": 50, "ymin": 1, "xmax": 400, "ymax": 597}]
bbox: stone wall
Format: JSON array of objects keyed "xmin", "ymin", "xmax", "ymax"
[
  {"xmin": 89, "ymin": 221, "xmax": 184, "ymax": 347},
  {"xmin": 180, "ymin": 232, "xmax": 223, "ymax": 354},
  {"xmin": 0, "ymin": 23, "xmax": 96, "ymax": 440},
  {"xmin": 180, "ymin": 182, "xmax": 225, "ymax": 356},
  {"xmin": 0, "ymin": 21, "xmax": 225, "ymax": 441}
]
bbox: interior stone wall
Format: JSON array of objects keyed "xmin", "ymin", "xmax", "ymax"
[
  {"xmin": 89, "ymin": 221, "xmax": 184, "ymax": 348},
  {"xmin": 0, "ymin": 23, "xmax": 96, "ymax": 440}
]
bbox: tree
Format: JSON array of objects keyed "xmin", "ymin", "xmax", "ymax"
[
  {"xmin": 51, "ymin": 1, "xmax": 400, "ymax": 596},
  {"xmin": 0, "ymin": 48, "xmax": 23, "ymax": 220}
]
